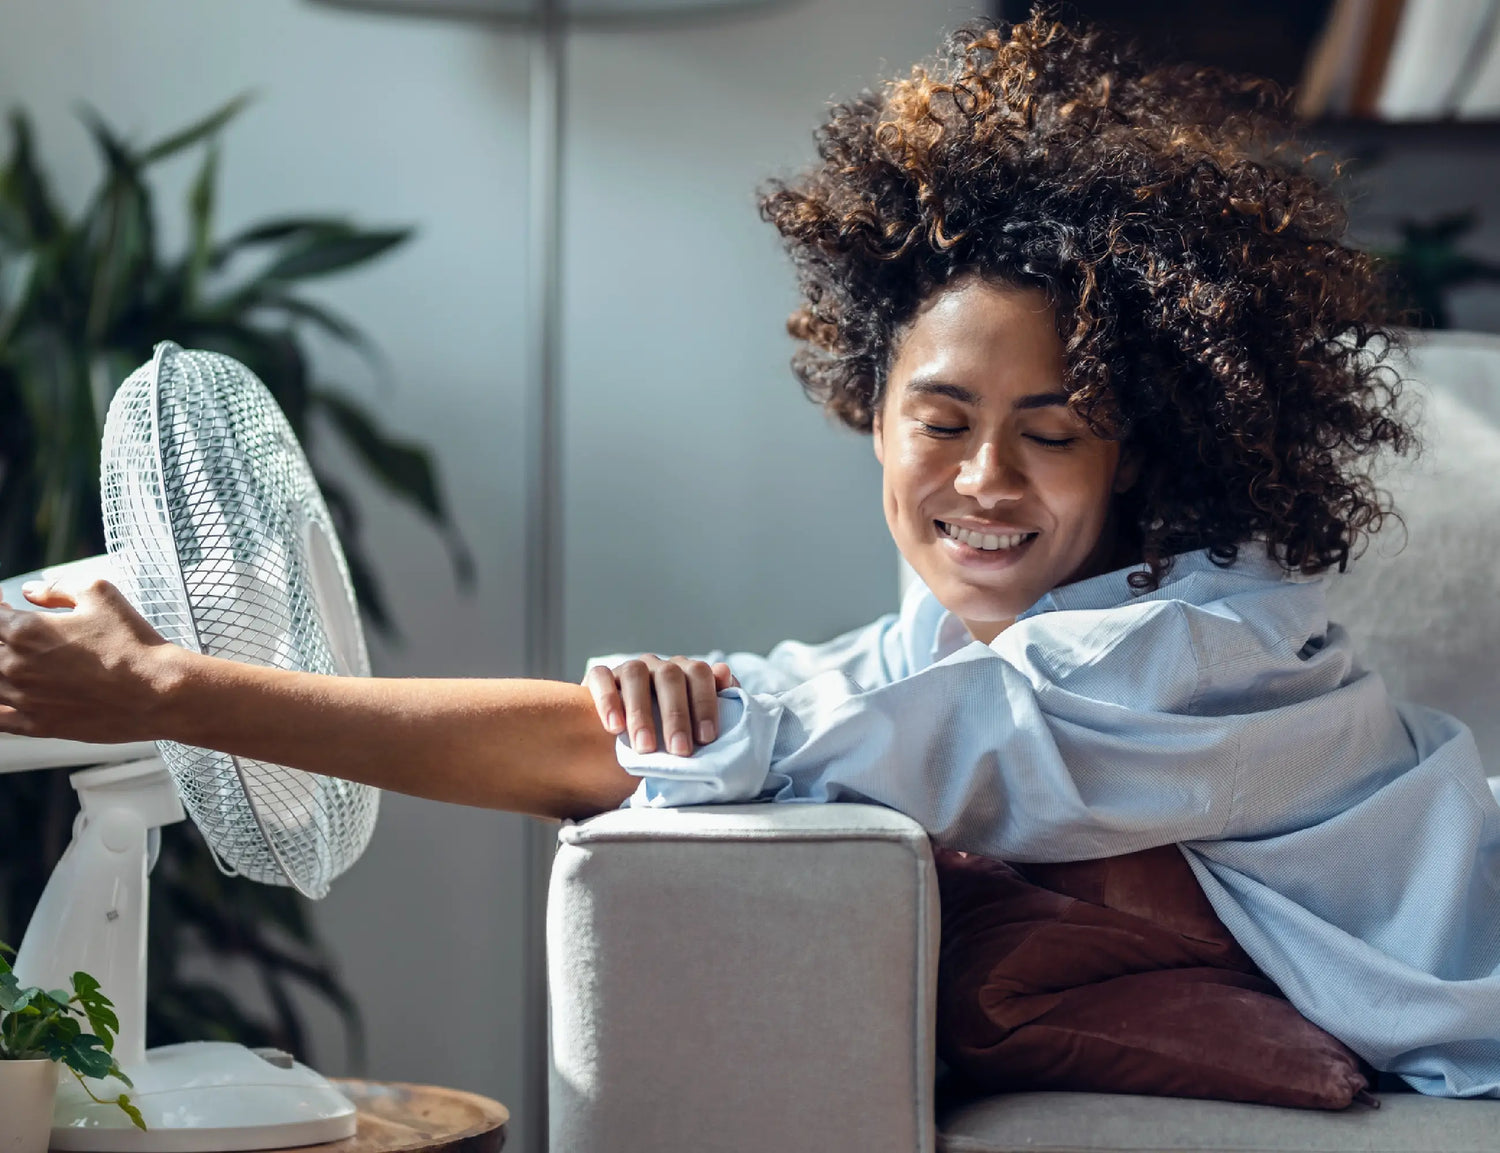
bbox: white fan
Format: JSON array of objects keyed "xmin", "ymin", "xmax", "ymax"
[{"xmin": 0, "ymin": 342, "xmax": 380, "ymax": 1151}]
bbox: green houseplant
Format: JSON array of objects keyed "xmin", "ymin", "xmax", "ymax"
[
  {"xmin": 1378, "ymin": 210, "xmax": 1500, "ymax": 329},
  {"xmin": 1, "ymin": 942, "xmax": 144, "ymax": 1149},
  {"xmin": 0, "ymin": 97, "xmax": 472, "ymax": 1068}
]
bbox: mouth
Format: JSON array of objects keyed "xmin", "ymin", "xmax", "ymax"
[{"xmin": 935, "ymin": 520, "xmax": 1039, "ymax": 553}]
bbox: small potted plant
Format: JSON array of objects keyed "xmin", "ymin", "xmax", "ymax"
[{"xmin": 0, "ymin": 943, "xmax": 143, "ymax": 1152}]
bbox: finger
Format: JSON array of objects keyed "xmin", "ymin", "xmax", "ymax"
[
  {"xmin": 582, "ymin": 665, "xmax": 626, "ymax": 734},
  {"xmin": 616, "ymin": 660, "xmax": 658, "ymax": 753},
  {"xmin": 21, "ymin": 580, "xmax": 77, "ymax": 610},
  {"xmin": 711, "ymin": 662, "xmax": 739, "ymax": 690},
  {"xmin": 653, "ymin": 661, "xmax": 693, "ymax": 756},
  {"xmin": 683, "ymin": 661, "xmax": 722, "ymax": 745}
]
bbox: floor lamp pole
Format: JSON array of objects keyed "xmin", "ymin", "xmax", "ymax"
[{"xmin": 523, "ymin": 0, "xmax": 565, "ymax": 1148}]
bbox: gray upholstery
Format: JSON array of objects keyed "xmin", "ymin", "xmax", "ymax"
[
  {"xmin": 938, "ymin": 1091, "xmax": 1500, "ymax": 1153},
  {"xmin": 547, "ymin": 803, "xmax": 1500, "ymax": 1153},
  {"xmin": 548, "ymin": 803, "xmax": 939, "ymax": 1153}
]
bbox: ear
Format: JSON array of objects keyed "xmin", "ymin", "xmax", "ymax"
[
  {"xmin": 1112, "ymin": 443, "xmax": 1143, "ymax": 495},
  {"xmin": 871, "ymin": 407, "xmax": 885, "ymax": 466}
]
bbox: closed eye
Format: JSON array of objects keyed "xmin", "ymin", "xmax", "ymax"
[
  {"xmin": 1025, "ymin": 434, "xmax": 1078, "ymax": 448},
  {"xmin": 917, "ymin": 422, "xmax": 966, "ymax": 437}
]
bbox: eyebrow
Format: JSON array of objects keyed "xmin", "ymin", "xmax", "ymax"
[{"xmin": 905, "ymin": 379, "xmax": 1070, "ymax": 410}]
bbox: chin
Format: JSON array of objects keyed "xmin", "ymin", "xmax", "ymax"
[{"xmin": 930, "ymin": 572, "xmax": 1034, "ymax": 624}]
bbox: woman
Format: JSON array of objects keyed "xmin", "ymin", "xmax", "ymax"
[{"xmin": 1, "ymin": 14, "xmax": 1497, "ymax": 1098}]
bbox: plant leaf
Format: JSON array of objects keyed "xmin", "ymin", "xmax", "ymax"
[
  {"xmin": 0, "ymin": 250, "xmax": 37, "ymax": 348},
  {"xmin": 76, "ymin": 106, "xmax": 156, "ymax": 343},
  {"xmin": 248, "ymin": 289, "xmax": 371, "ymax": 352},
  {"xmin": 40, "ymin": 1013, "xmax": 81, "ymax": 1047},
  {"xmin": 0, "ymin": 971, "xmax": 25, "ymax": 1012},
  {"xmin": 211, "ymin": 217, "xmax": 350, "ymax": 269},
  {"xmin": 215, "ymin": 285, "xmax": 391, "ymax": 388},
  {"xmin": 53, "ymin": 1031, "xmax": 115, "ymax": 1079},
  {"xmin": 140, "ymin": 91, "xmax": 253, "ymax": 165},
  {"xmin": 73, "ymin": 972, "xmax": 119, "ymax": 1051},
  {"xmin": 317, "ymin": 472, "xmax": 393, "ymax": 643},
  {"xmin": 1, "ymin": 112, "xmax": 63, "ymax": 242},
  {"xmin": 183, "ymin": 141, "xmax": 218, "ymax": 307},
  {"xmin": 314, "ymin": 389, "xmax": 474, "ymax": 587},
  {"xmin": 114, "ymin": 1093, "xmax": 147, "ymax": 1131},
  {"xmin": 257, "ymin": 226, "xmax": 410, "ymax": 283},
  {"xmin": 314, "ymin": 391, "xmax": 437, "ymax": 509}
]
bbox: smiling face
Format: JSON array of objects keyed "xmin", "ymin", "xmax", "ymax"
[{"xmin": 873, "ymin": 278, "xmax": 1138, "ymax": 644}]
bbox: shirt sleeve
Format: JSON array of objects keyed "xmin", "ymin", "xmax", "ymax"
[
  {"xmin": 698, "ymin": 611, "xmax": 908, "ymax": 695},
  {"xmin": 616, "ymin": 598, "xmax": 1250, "ymax": 860}
]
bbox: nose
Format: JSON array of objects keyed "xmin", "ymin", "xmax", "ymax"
[{"xmin": 954, "ymin": 440, "xmax": 1025, "ymax": 508}]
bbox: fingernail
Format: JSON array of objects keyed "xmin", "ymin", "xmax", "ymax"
[
  {"xmin": 633, "ymin": 729, "xmax": 654, "ymax": 752},
  {"xmin": 698, "ymin": 721, "xmax": 715, "ymax": 743},
  {"xmin": 669, "ymin": 733, "xmax": 691, "ymax": 756},
  {"xmin": 606, "ymin": 710, "xmax": 623, "ymax": 732}
]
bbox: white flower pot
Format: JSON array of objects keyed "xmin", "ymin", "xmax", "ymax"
[{"xmin": 0, "ymin": 1058, "xmax": 60, "ymax": 1153}]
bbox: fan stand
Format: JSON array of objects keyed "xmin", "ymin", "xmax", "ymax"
[{"xmin": 13, "ymin": 758, "xmax": 356, "ymax": 1153}]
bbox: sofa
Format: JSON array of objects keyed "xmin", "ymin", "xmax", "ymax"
[{"xmin": 547, "ymin": 330, "xmax": 1500, "ymax": 1152}]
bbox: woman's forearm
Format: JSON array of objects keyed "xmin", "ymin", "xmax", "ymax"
[{"xmin": 154, "ymin": 648, "xmax": 635, "ymax": 820}]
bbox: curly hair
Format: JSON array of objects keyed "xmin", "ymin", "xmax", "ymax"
[{"xmin": 759, "ymin": 11, "xmax": 1413, "ymax": 588}]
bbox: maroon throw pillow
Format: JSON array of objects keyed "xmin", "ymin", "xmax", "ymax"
[{"xmin": 934, "ymin": 846, "xmax": 1370, "ymax": 1110}]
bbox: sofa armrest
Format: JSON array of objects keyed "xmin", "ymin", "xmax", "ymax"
[{"xmin": 548, "ymin": 802, "xmax": 939, "ymax": 1153}]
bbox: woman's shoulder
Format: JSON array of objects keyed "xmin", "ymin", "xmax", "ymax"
[{"xmin": 990, "ymin": 549, "xmax": 1335, "ymax": 710}]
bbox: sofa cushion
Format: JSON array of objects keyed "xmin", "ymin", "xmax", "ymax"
[
  {"xmin": 937, "ymin": 1090, "xmax": 1500, "ymax": 1152},
  {"xmin": 935, "ymin": 849, "xmax": 1367, "ymax": 1110}
]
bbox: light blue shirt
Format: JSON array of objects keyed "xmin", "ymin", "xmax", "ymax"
[{"xmin": 591, "ymin": 549, "xmax": 1500, "ymax": 1097}]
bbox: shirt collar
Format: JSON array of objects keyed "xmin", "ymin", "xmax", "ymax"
[
  {"xmin": 1016, "ymin": 547, "xmax": 1290, "ymax": 622},
  {"xmin": 930, "ymin": 609, "xmax": 974, "ymax": 664},
  {"xmin": 920, "ymin": 548, "xmax": 1290, "ymax": 661}
]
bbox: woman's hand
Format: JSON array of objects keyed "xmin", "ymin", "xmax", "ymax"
[
  {"xmin": 0, "ymin": 578, "xmax": 183, "ymax": 743},
  {"xmin": 583, "ymin": 655, "xmax": 738, "ymax": 757}
]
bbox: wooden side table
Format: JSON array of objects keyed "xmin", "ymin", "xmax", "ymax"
[{"xmin": 266, "ymin": 1080, "xmax": 508, "ymax": 1153}]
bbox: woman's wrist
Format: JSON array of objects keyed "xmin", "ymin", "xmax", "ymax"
[{"xmin": 141, "ymin": 642, "xmax": 210, "ymax": 744}]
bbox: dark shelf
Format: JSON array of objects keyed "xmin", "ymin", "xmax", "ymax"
[{"xmin": 1303, "ymin": 119, "xmax": 1500, "ymax": 148}]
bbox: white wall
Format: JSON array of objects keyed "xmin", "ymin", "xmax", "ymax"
[
  {"xmin": 562, "ymin": 2, "xmax": 987, "ymax": 672},
  {"xmin": 0, "ymin": 1, "xmax": 981, "ymax": 1149}
]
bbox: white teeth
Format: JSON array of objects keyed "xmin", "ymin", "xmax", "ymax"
[{"xmin": 941, "ymin": 523, "xmax": 1032, "ymax": 551}]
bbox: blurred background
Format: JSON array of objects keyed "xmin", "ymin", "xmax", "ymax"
[{"xmin": 3, "ymin": 1, "xmax": 1500, "ymax": 1151}]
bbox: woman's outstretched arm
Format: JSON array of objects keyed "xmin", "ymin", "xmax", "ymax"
[
  {"xmin": 0, "ymin": 579, "xmax": 634, "ymax": 821},
  {"xmin": 168, "ymin": 658, "xmax": 634, "ymax": 819}
]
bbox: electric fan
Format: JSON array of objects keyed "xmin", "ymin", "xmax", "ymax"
[{"xmin": 0, "ymin": 341, "xmax": 380, "ymax": 1151}]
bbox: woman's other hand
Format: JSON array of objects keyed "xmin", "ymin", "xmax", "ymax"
[
  {"xmin": 583, "ymin": 656, "xmax": 738, "ymax": 757},
  {"xmin": 0, "ymin": 578, "xmax": 182, "ymax": 743}
]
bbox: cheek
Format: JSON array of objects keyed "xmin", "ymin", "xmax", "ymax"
[
  {"xmin": 886, "ymin": 442, "xmax": 948, "ymax": 521},
  {"xmin": 1043, "ymin": 451, "xmax": 1120, "ymax": 524}
]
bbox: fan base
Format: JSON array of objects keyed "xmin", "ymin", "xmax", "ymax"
[{"xmin": 50, "ymin": 1041, "xmax": 356, "ymax": 1152}]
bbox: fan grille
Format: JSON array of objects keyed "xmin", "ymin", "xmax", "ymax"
[{"xmin": 101, "ymin": 343, "xmax": 379, "ymax": 898}]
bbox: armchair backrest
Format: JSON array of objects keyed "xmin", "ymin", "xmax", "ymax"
[{"xmin": 1324, "ymin": 330, "xmax": 1500, "ymax": 771}]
